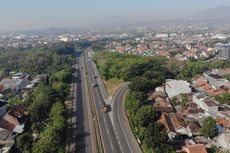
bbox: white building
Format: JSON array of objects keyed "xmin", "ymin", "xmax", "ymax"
[
  {"xmin": 217, "ymin": 130, "xmax": 230, "ymax": 150},
  {"xmin": 165, "ymin": 79, "xmax": 192, "ymax": 98},
  {"xmin": 155, "ymin": 33, "xmax": 168, "ymax": 38},
  {"xmin": 193, "ymin": 93, "xmax": 219, "ymax": 114}
]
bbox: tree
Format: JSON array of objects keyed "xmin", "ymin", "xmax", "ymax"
[
  {"xmin": 129, "ymin": 76, "xmax": 153, "ymax": 93},
  {"xmin": 142, "ymin": 123, "xmax": 175, "ymax": 153},
  {"xmin": 32, "ymin": 102, "xmax": 65, "ymax": 153},
  {"xmin": 8, "ymin": 97, "xmax": 24, "ymax": 107},
  {"xmin": 54, "ymin": 69, "xmax": 72, "ymax": 83},
  {"xmin": 132, "ymin": 105, "xmax": 158, "ymax": 128},
  {"xmin": 16, "ymin": 132, "xmax": 33, "ymax": 153},
  {"xmin": 29, "ymin": 85, "xmax": 53, "ymax": 132},
  {"xmin": 215, "ymin": 93, "xmax": 230, "ymax": 105},
  {"xmin": 201, "ymin": 117, "xmax": 216, "ymax": 138},
  {"xmin": 180, "ymin": 95, "xmax": 188, "ymax": 110}
]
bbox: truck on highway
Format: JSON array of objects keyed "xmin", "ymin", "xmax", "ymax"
[{"xmin": 101, "ymin": 102, "xmax": 108, "ymax": 113}]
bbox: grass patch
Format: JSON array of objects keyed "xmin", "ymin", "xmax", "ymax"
[{"xmin": 103, "ymin": 79, "xmax": 124, "ymax": 97}]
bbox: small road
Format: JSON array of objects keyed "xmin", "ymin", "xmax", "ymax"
[{"xmin": 112, "ymin": 83, "xmax": 142, "ymax": 153}]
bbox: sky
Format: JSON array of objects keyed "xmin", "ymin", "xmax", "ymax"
[{"xmin": 0, "ymin": 0, "xmax": 230, "ymax": 32}]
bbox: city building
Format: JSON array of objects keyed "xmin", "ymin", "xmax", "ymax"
[{"xmin": 215, "ymin": 43, "xmax": 230, "ymax": 60}]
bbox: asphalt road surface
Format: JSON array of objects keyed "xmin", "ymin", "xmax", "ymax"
[
  {"xmin": 112, "ymin": 83, "xmax": 142, "ymax": 153},
  {"xmin": 84, "ymin": 49, "xmax": 122, "ymax": 153}
]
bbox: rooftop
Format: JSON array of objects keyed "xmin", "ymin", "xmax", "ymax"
[{"xmin": 184, "ymin": 144, "xmax": 208, "ymax": 153}]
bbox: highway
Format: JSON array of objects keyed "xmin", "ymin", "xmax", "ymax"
[
  {"xmin": 84, "ymin": 48, "xmax": 142, "ymax": 153},
  {"xmin": 83, "ymin": 49, "xmax": 122, "ymax": 153},
  {"xmin": 71, "ymin": 47, "xmax": 142, "ymax": 153},
  {"xmin": 74, "ymin": 51, "xmax": 94, "ymax": 153}
]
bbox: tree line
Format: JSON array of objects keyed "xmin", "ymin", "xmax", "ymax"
[{"xmin": 3, "ymin": 42, "xmax": 76, "ymax": 153}]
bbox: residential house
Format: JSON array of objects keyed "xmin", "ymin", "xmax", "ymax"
[
  {"xmin": 159, "ymin": 112, "xmax": 192, "ymax": 139},
  {"xmin": 0, "ymin": 107, "xmax": 29, "ymax": 133},
  {"xmin": 36, "ymin": 74, "xmax": 48, "ymax": 84},
  {"xmin": 192, "ymin": 74, "xmax": 227, "ymax": 96},
  {"xmin": 216, "ymin": 116, "xmax": 230, "ymax": 130},
  {"xmin": 158, "ymin": 112, "xmax": 177, "ymax": 139},
  {"xmin": 217, "ymin": 110, "xmax": 230, "ymax": 124},
  {"xmin": 187, "ymin": 121, "xmax": 201, "ymax": 136},
  {"xmin": 0, "ymin": 129, "xmax": 15, "ymax": 153},
  {"xmin": 0, "ymin": 107, "xmax": 29, "ymax": 153},
  {"xmin": 165, "ymin": 79, "xmax": 192, "ymax": 98},
  {"xmin": 212, "ymin": 68, "xmax": 230, "ymax": 76},
  {"xmin": 171, "ymin": 113, "xmax": 192, "ymax": 137},
  {"xmin": 186, "ymin": 103, "xmax": 204, "ymax": 116},
  {"xmin": 217, "ymin": 130, "xmax": 230, "ymax": 150},
  {"xmin": 193, "ymin": 93, "xmax": 219, "ymax": 115},
  {"xmin": 149, "ymin": 92, "xmax": 173, "ymax": 113},
  {"xmin": 182, "ymin": 144, "xmax": 208, "ymax": 153},
  {"xmin": 192, "ymin": 76, "xmax": 207, "ymax": 87},
  {"xmin": 203, "ymin": 71, "xmax": 229, "ymax": 90},
  {"xmin": 0, "ymin": 78, "xmax": 28, "ymax": 93},
  {"xmin": 12, "ymin": 72, "xmax": 25, "ymax": 80}
]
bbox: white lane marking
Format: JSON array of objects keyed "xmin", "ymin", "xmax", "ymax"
[
  {"xmin": 114, "ymin": 127, "xmax": 124, "ymax": 153},
  {"xmin": 106, "ymin": 127, "xmax": 109, "ymax": 134},
  {"xmin": 111, "ymin": 143, "xmax": 114, "ymax": 150}
]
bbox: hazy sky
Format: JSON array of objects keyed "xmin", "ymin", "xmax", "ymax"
[{"xmin": 1, "ymin": 0, "xmax": 230, "ymax": 32}]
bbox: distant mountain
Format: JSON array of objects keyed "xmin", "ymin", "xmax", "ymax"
[{"xmin": 190, "ymin": 5, "xmax": 230, "ymax": 20}]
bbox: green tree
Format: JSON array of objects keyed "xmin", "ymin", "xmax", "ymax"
[
  {"xmin": 8, "ymin": 97, "xmax": 24, "ymax": 107},
  {"xmin": 132, "ymin": 105, "xmax": 158, "ymax": 128},
  {"xmin": 29, "ymin": 85, "xmax": 53, "ymax": 132},
  {"xmin": 180, "ymin": 95, "xmax": 188, "ymax": 110},
  {"xmin": 215, "ymin": 93, "xmax": 230, "ymax": 105},
  {"xmin": 32, "ymin": 102, "xmax": 65, "ymax": 153},
  {"xmin": 16, "ymin": 132, "xmax": 33, "ymax": 153},
  {"xmin": 201, "ymin": 117, "xmax": 216, "ymax": 138}
]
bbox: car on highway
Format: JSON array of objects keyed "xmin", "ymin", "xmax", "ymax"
[
  {"xmin": 91, "ymin": 83, "xmax": 98, "ymax": 87},
  {"xmin": 101, "ymin": 102, "xmax": 108, "ymax": 113},
  {"xmin": 94, "ymin": 75, "xmax": 98, "ymax": 78}
]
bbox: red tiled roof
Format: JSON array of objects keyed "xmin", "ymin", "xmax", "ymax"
[
  {"xmin": 194, "ymin": 76, "xmax": 208, "ymax": 87},
  {"xmin": 3, "ymin": 113, "xmax": 20, "ymax": 125},
  {"xmin": 0, "ymin": 118, "xmax": 15, "ymax": 132},
  {"xmin": 0, "ymin": 107, "xmax": 29, "ymax": 132},
  {"xmin": 187, "ymin": 121, "xmax": 201, "ymax": 133},
  {"xmin": 159, "ymin": 112, "xmax": 176, "ymax": 133},
  {"xmin": 170, "ymin": 113, "xmax": 185, "ymax": 129},
  {"xmin": 216, "ymin": 117, "xmax": 230, "ymax": 130},
  {"xmin": 207, "ymin": 89, "xmax": 226, "ymax": 96},
  {"xmin": 202, "ymin": 84, "xmax": 212, "ymax": 90},
  {"xmin": 184, "ymin": 144, "xmax": 208, "ymax": 153}
]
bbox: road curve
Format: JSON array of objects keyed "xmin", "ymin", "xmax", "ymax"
[{"xmin": 112, "ymin": 83, "xmax": 142, "ymax": 153}]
